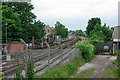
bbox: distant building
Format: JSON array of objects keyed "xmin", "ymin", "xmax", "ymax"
[
  {"xmin": 44, "ymin": 25, "xmax": 55, "ymax": 44},
  {"xmin": 112, "ymin": 26, "xmax": 120, "ymax": 55}
]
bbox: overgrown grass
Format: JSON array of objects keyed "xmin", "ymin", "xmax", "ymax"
[
  {"xmin": 73, "ymin": 68, "xmax": 95, "ymax": 78},
  {"xmin": 34, "ymin": 57, "xmax": 85, "ymax": 78},
  {"xmin": 102, "ymin": 66, "xmax": 117, "ymax": 78}
]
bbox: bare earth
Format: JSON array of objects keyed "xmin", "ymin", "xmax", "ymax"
[{"xmin": 76, "ymin": 55, "xmax": 117, "ymax": 78}]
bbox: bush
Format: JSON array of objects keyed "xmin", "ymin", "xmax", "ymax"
[
  {"xmin": 89, "ymin": 39, "xmax": 104, "ymax": 54},
  {"xmin": 14, "ymin": 56, "xmax": 35, "ymax": 80},
  {"xmin": 0, "ymin": 72, "xmax": 4, "ymax": 80},
  {"xmin": 75, "ymin": 40, "xmax": 95, "ymax": 62}
]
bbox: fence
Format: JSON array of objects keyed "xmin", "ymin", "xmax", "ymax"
[{"xmin": 1, "ymin": 42, "xmax": 80, "ymax": 78}]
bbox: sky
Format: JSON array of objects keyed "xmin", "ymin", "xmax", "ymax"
[{"xmin": 31, "ymin": 0, "xmax": 119, "ymax": 31}]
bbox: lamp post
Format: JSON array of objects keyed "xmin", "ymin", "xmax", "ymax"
[
  {"xmin": 5, "ymin": 23, "xmax": 11, "ymax": 61},
  {"xmin": 5, "ymin": 23, "xmax": 8, "ymax": 54}
]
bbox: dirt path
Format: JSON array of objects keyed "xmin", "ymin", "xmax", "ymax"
[{"xmin": 76, "ymin": 55, "xmax": 116, "ymax": 78}]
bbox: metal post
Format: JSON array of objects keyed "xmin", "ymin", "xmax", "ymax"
[
  {"xmin": 45, "ymin": 41, "xmax": 50, "ymax": 72},
  {"xmin": 60, "ymin": 44, "xmax": 63, "ymax": 64},
  {"xmin": 41, "ymin": 37, "xmax": 43, "ymax": 48},
  {"xmin": 113, "ymin": 43, "xmax": 115, "ymax": 55},
  {"xmin": 24, "ymin": 45, "xmax": 28, "ymax": 78},
  {"xmin": 32, "ymin": 37, "xmax": 34, "ymax": 48},
  {"xmin": 25, "ymin": 51, "xmax": 28, "ymax": 78},
  {"xmin": 69, "ymin": 45, "xmax": 71, "ymax": 62}
]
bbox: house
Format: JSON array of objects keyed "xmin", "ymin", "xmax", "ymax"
[
  {"xmin": 44, "ymin": 25, "xmax": 55, "ymax": 44},
  {"xmin": 112, "ymin": 26, "xmax": 120, "ymax": 55}
]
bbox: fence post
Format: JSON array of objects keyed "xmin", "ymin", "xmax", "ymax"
[
  {"xmin": 32, "ymin": 37, "xmax": 34, "ymax": 48},
  {"xmin": 24, "ymin": 47, "xmax": 28, "ymax": 78},
  {"xmin": 68, "ymin": 44, "xmax": 71, "ymax": 62},
  {"xmin": 41, "ymin": 37, "xmax": 43, "ymax": 48},
  {"xmin": 20, "ymin": 39, "xmax": 28, "ymax": 50},
  {"xmin": 60, "ymin": 44, "xmax": 63, "ymax": 64},
  {"xmin": 25, "ymin": 50, "xmax": 28, "ymax": 78},
  {"xmin": 45, "ymin": 41, "xmax": 50, "ymax": 72}
]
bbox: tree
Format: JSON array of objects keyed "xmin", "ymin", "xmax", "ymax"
[
  {"xmin": 86, "ymin": 17, "xmax": 101, "ymax": 37},
  {"xmin": 62, "ymin": 28, "xmax": 68, "ymax": 38},
  {"xmin": 72, "ymin": 29, "xmax": 85, "ymax": 37},
  {"xmin": 101, "ymin": 23, "xmax": 112, "ymax": 42},
  {"xmin": 32, "ymin": 20, "xmax": 46, "ymax": 40},
  {"xmin": 90, "ymin": 31, "xmax": 106, "ymax": 42},
  {"xmin": 89, "ymin": 23, "xmax": 112, "ymax": 42},
  {"xmin": 2, "ymin": 5, "xmax": 22, "ymax": 42},
  {"xmin": 55, "ymin": 21, "xmax": 68, "ymax": 38},
  {"xmin": 55, "ymin": 21, "xmax": 65, "ymax": 36},
  {"xmin": 3, "ymin": 2, "xmax": 36, "ymax": 42}
]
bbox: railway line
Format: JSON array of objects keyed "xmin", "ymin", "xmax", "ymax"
[{"xmin": 2, "ymin": 36, "xmax": 84, "ymax": 77}]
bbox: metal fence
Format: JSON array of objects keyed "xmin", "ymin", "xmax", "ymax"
[{"xmin": 1, "ymin": 42, "xmax": 80, "ymax": 78}]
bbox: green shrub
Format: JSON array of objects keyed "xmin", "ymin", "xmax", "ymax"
[
  {"xmin": 89, "ymin": 39, "xmax": 104, "ymax": 54},
  {"xmin": 14, "ymin": 56, "xmax": 35, "ymax": 80},
  {"xmin": 0, "ymin": 72, "xmax": 4, "ymax": 80},
  {"xmin": 75, "ymin": 40, "xmax": 95, "ymax": 62},
  {"xmin": 14, "ymin": 68, "xmax": 24, "ymax": 80},
  {"xmin": 115, "ymin": 50, "xmax": 120, "ymax": 78}
]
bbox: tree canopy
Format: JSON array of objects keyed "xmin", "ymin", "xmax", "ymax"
[
  {"xmin": 2, "ymin": 5, "xmax": 22, "ymax": 42},
  {"xmin": 86, "ymin": 17, "xmax": 101, "ymax": 37},
  {"xmin": 2, "ymin": 2, "xmax": 45, "ymax": 43},
  {"xmin": 71, "ymin": 29, "xmax": 85, "ymax": 37},
  {"xmin": 55, "ymin": 21, "xmax": 68, "ymax": 38},
  {"xmin": 86, "ymin": 17, "xmax": 112, "ymax": 42}
]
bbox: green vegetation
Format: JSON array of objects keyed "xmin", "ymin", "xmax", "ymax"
[
  {"xmin": 86, "ymin": 17, "xmax": 112, "ymax": 42},
  {"xmin": 89, "ymin": 39, "xmax": 104, "ymax": 54},
  {"xmin": 69, "ymin": 29, "xmax": 86, "ymax": 37},
  {"xmin": 85, "ymin": 17, "xmax": 112, "ymax": 54},
  {"xmin": 86, "ymin": 17, "xmax": 101, "ymax": 37},
  {"xmin": 14, "ymin": 68, "xmax": 24, "ymax": 80},
  {"xmin": 34, "ymin": 57, "xmax": 85, "ymax": 78},
  {"xmin": 2, "ymin": 2, "xmax": 45, "ymax": 43},
  {"xmin": 55, "ymin": 21, "xmax": 68, "ymax": 38},
  {"xmin": 0, "ymin": 72, "xmax": 4, "ymax": 80},
  {"xmin": 14, "ymin": 57, "xmax": 35, "ymax": 79},
  {"xmin": 2, "ymin": 5, "xmax": 22, "ymax": 42},
  {"xmin": 73, "ymin": 68, "xmax": 95, "ymax": 78},
  {"xmin": 102, "ymin": 67, "xmax": 117, "ymax": 78},
  {"xmin": 75, "ymin": 40, "xmax": 95, "ymax": 62},
  {"xmin": 112, "ymin": 50, "xmax": 120, "ymax": 78}
]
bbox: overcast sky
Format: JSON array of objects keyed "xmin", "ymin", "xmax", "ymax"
[{"xmin": 31, "ymin": 0, "xmax": 119, "ymax": 31}]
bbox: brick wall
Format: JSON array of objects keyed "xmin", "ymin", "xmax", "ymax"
[{"xmin": 0, "ymin": 43, "xmax": 24, "ymax": 54}]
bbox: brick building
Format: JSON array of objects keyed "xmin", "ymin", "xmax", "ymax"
[
  {"xmin": 0, "ymin": 43, "xmax": 24, "ymax": 54},
  {"xmin": 44, "ymin": 25, "xmax": 55, "ymax": 44},
  {"xmin": 112, "ymin": 26, "xmax": 120, "ymax": 55}
]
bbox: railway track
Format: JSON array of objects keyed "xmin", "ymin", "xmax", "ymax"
[{"xmin": 2, "ymin": 36, "xmax": 82, "ymax": 77}]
